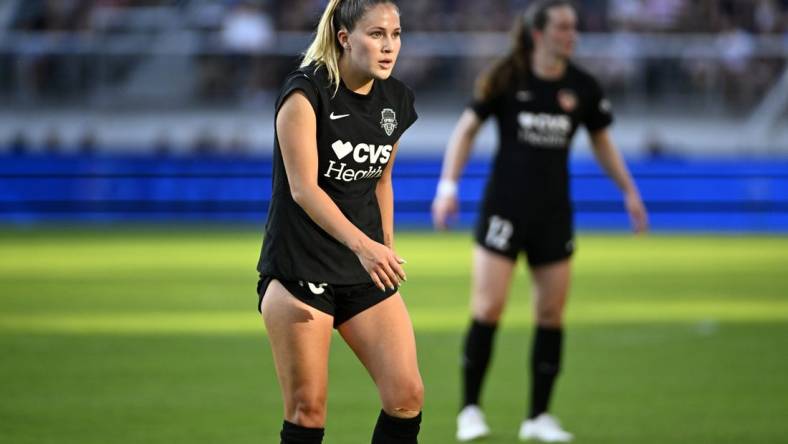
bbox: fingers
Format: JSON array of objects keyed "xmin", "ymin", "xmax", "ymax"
[
  {"xmin": 432, "ymin": 214, "xmax": 445, "ymax": 230},
  {"xmin": 375, "ymin": 254, "xmax": 408, "ymax": 291},
  {"xmin": 380, "ymin": 256, "xmax": 408, "ymax": 290},
  {"xmin": 362, "ymin": 244, "xmax": 407, "ymax": 291},
  {"xmin": 369, "ymin": 261, "xmax": 400, "ymax": 292},
  {"xmin": 391, "ymin": 257, "xmax": 407, "ymax": 282},
  {"xmin": 639, "ymin": 212, "xmax": 650, "ymax": 233},
  {"xmin": 432, "ymin": 197, "xmax": 458, "ymax": 230},
  {"xmin": 370, "ymin": 271, "xmax": 387, "ymax": 292},
  {"xmin": 630, "ymin": 212, "xmax": 642, "ymax": 234},
  {"xmin": 379, "ymin": 262, "xmax": 398, "ymax": 290},
  {"xmin": 433, "ymin": 210, "xmax": 452, "ymax": 230},
  {"xmin": 630, "ymin": 206, "xmax": 649, "ymax": 234},
  {"xmin": 396, "ymin": 256, "xmax": 408, "ymax": 277},
  {"xmin": 624, "ymin": 194, "xmax": 648, "ymax": 234},
  {"xmin": 431, "ymin": 205, "xmax": 447, "ymax": 230}
]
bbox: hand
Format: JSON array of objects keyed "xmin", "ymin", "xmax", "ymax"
[
  {"xmin": 355, "ymin": 238, "xmax": 407, "ymax": 291},
  {"xmin": 432, "ymin": 194, "xmax": 459, "ymax": 230},
  {"xmin": 625, "ymin": 191, "xmax": 649, "ymax": 234}
]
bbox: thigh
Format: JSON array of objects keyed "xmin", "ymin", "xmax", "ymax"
[
  {"xmin": 337, "ymin": 294, "xmax": 422, "ymax": 411},
  {"xmin": 470, "ymin": 245, "xmax": 517, "ymax": 322},
  {"xmin": 524, "ymin": 209, "xmax": 574, "ymax": 268},
  {"xmin": 528, "ymin": 258, "xmax": 572, "ymax": 327},
  {"xmin": 261, "ymin": 279, "xmax": 334, "ymax": 420}
]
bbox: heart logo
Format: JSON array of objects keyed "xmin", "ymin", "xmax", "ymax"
[{"xmin": 331, "ymin": 140, "xmax": 354, "ymax": 159}]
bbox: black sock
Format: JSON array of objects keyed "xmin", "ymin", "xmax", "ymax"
[
  {"xmin": 529, "ymin": 326, "xmax": 563, "ymax": 419},
  {"xmin": 461, "ymin": 319, "xmax": 498, "ymax": 408},
  {"xmin": 280, "ymin": 420, "xmax": 324, "ymax": 444},
  {"xmin": 371, "ymin": 410, "xmax": 421, "ymax": 443}
]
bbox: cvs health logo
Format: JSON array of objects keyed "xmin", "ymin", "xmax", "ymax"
[
  {"xmin": 330, "ymin": 140, "xmax": 393, "ymax": 164},
  {"xmin": 325, "ymin": 140, "xmax": 393, "ymax": 182}
]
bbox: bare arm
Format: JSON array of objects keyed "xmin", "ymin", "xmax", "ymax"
[
  {"xmin": 589, "ymin": 129, "xmax": 649, "ymax": 233},
  {"xmin": 376, "ymin": 141, "xmax": 400, "ymax": 251},
  {"xmin": 432, "ymin": 109, "xmax": 484, "ymax": 229},
  {"xmin": 277, "ymin": 92, "xmax": 405, "ymax": 289}
]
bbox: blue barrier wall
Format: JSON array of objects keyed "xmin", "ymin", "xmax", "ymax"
[{"xmin": 1, "ymin": 154, "xmax": 787, "ymax": 231}]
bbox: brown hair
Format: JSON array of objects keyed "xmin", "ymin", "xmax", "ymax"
[{"xmin": 475, "ymin": 0, "xmax": 575, "ymax": 102}]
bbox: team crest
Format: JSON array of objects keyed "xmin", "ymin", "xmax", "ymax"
[
  {"xmin": 380, "ymin": 108, "xmax": 398, "ymax": 136},
  {"xmin": 557, "ymin": 89, "xmax": 578, "ymax": 113}
]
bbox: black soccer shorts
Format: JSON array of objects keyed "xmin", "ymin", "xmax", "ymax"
[
  {"xmin": 257, "ymin": 276, "xmax": 399, "ymax": 328},
  {"xmin": 473, "ymin": 206, "xmax": 575, "ymax": 267}
]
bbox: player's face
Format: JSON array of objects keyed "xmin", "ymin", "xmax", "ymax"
[
  {"xmin": 541, "ymin": 6, "xmax": 577, "ymax": 60},
  {"xmin": 345, "ymin": 3, "xmax": 401, "ymax": 80}
]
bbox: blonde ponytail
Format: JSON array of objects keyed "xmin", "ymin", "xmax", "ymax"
[{"xmin": 302, "ymin": 0, "xmax": 344, "ymax": 95}]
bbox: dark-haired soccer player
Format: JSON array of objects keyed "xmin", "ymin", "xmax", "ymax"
[{"xmin": 432, "ymin": 1, "xmax": 648, "ymax": 441}]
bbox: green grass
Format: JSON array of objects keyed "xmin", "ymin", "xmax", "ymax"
[{"xmin": 1, "ymin": 228, "xmax": 787, "ymax": 443}]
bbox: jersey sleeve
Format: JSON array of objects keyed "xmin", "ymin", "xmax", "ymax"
[
  {"xmin": 469, "ymin": 93, "xmax": 501, "ymax": 121},
  {"xmin": 583, "ymin": 76, "xmax": 614, "ymax": 133},
  {"xmin": 275, "ymin": 71, "xmax": 321, "ymax": 115},
  {"xmin": 401, "ymin": 86, "xmax": 419, "ymax": 133}
]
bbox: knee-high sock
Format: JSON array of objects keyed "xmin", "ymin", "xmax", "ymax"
[
  {"xmin": 462, "ymin": 319, "xmax": 498, "ymax": 408},
  {"xmin": 280, "ymin": 420, "xmax": 324, "ymax": 444},
  {"xmin": 371, "ymin": 410, "xmax": 421, "ymax": 443},
  {"xmin": 529, "ymin": 326, "xmax": 563, "ymax": 418}
]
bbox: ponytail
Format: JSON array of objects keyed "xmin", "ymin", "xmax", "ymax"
[
  {"xmin": 302, "ymin": 0, "xmax": 344, "ymax": 95},
  {"xmin": 475, "ymin": 0, "xmax": 574, "ymax": 102}
]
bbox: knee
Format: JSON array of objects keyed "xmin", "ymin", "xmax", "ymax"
[
  {"xmin": 383, "ymin": 377, "xmax": 424, "ymax": 418},
  {"xmin": 535, "ymin": 304, "xmax": 564, "ymax": 327},
  {"xmin": 288, "ymin": 389, "xmax": 327, "ymax": 428},
  {"xmin": 472, "ymin": 295, "xmax": 505, "ymax": 323}
]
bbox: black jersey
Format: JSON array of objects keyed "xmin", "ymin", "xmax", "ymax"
[
  {"xmin": 471, "ymin": 63, "xmax": 613, "ymax": 213},
  {"xmin": 258, "ymin": 64, "xmax": 417, "ymax": 285}
]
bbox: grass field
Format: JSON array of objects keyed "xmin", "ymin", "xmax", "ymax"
[{"xmin": 1, "ymin": 228, "xmax": 787, "ymax": 443}]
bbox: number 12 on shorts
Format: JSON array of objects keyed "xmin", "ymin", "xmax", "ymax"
[{"xmin": 485, "ymin": 215, "xmax": 514, "ymax": 251}]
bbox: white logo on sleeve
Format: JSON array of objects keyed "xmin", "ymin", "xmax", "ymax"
[
  {"xmin": 330, "ymin": 112, "xmax": 350, "ymax": 120},
  {"xmin": 380, "ymin": 108, "xmax": 397, "ymax": 136}
]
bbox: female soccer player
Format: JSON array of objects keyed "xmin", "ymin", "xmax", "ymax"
[
  {"xmin": 432, "ymin": 1, "xmax": 648, "ymax": 442},
  {"xmin": 256, "ymin": 1, "xmax": 422, "ymax": 443}
]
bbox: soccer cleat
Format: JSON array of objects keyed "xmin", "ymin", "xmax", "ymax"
[
  {"xmin": 518, "ymin": 413, "xmax": 573, "ymax": 442},
  {"xmin": 456, "ymin": 405, "xmax": 491, "ymax": 441}
]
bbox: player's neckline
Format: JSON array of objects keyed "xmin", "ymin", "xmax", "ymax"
[{"xmin": 340, "ymin": 78, "xmax": 377, "ymax": 101}]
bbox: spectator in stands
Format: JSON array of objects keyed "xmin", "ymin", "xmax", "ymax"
[
  {"xmin": 221, "ymin": 1, "xmax": 276, "ymax": 103},
  {"xmin": 192, "ymin": 128, "xmax": 220, "ymax": 156},
  {"xmin": 77, "ymin": 127, "xmax": 98, "ymax": 155},
  {"xmin": 221, "ymin": 1, "xmax": 274, "ymax": 53},
  {"xmin": 8, "ymin": 130, "xmax": 31, "ymax": 156},
  {"xmin": 12, "ymin": 0, "xmax": 92, "ymax": 98},
  {"xmin": 43, "ymin": 127, "xmax": 62, "ymax": 154}
]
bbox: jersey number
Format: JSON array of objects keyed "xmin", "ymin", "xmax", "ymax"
[{"xmin": 485, "ymin": 215, "xmax": 513, "ymax": 251}]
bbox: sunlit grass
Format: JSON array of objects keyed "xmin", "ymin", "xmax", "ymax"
[{"xmin": 1, "ymin": 229, "xmax": 787, "ymax": 443}]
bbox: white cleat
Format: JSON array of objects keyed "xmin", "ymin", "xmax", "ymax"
[
  {"xmin": 456, "ymin": 405, "xmax": 491, "ymax": 441},
  {"xmin": 518, "ymin": 413, "xmax": 573, "ymax": 442}
]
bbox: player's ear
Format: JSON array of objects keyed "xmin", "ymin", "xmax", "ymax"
[
  {"xmin": 337, "ymin": 28, "xmax": 350, "ymax": 51},
  {"xmin": 530, "ymin": 28, "xmax": 542, "ymax": 45}
]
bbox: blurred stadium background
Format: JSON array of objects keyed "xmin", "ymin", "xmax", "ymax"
[
  {"xmin": 1, "ymin": 0, "xmax": 787, "ymax": 229},
  {"xmin": 1, "ymin": 1, "xmax": 787, "ymax": 443}
]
